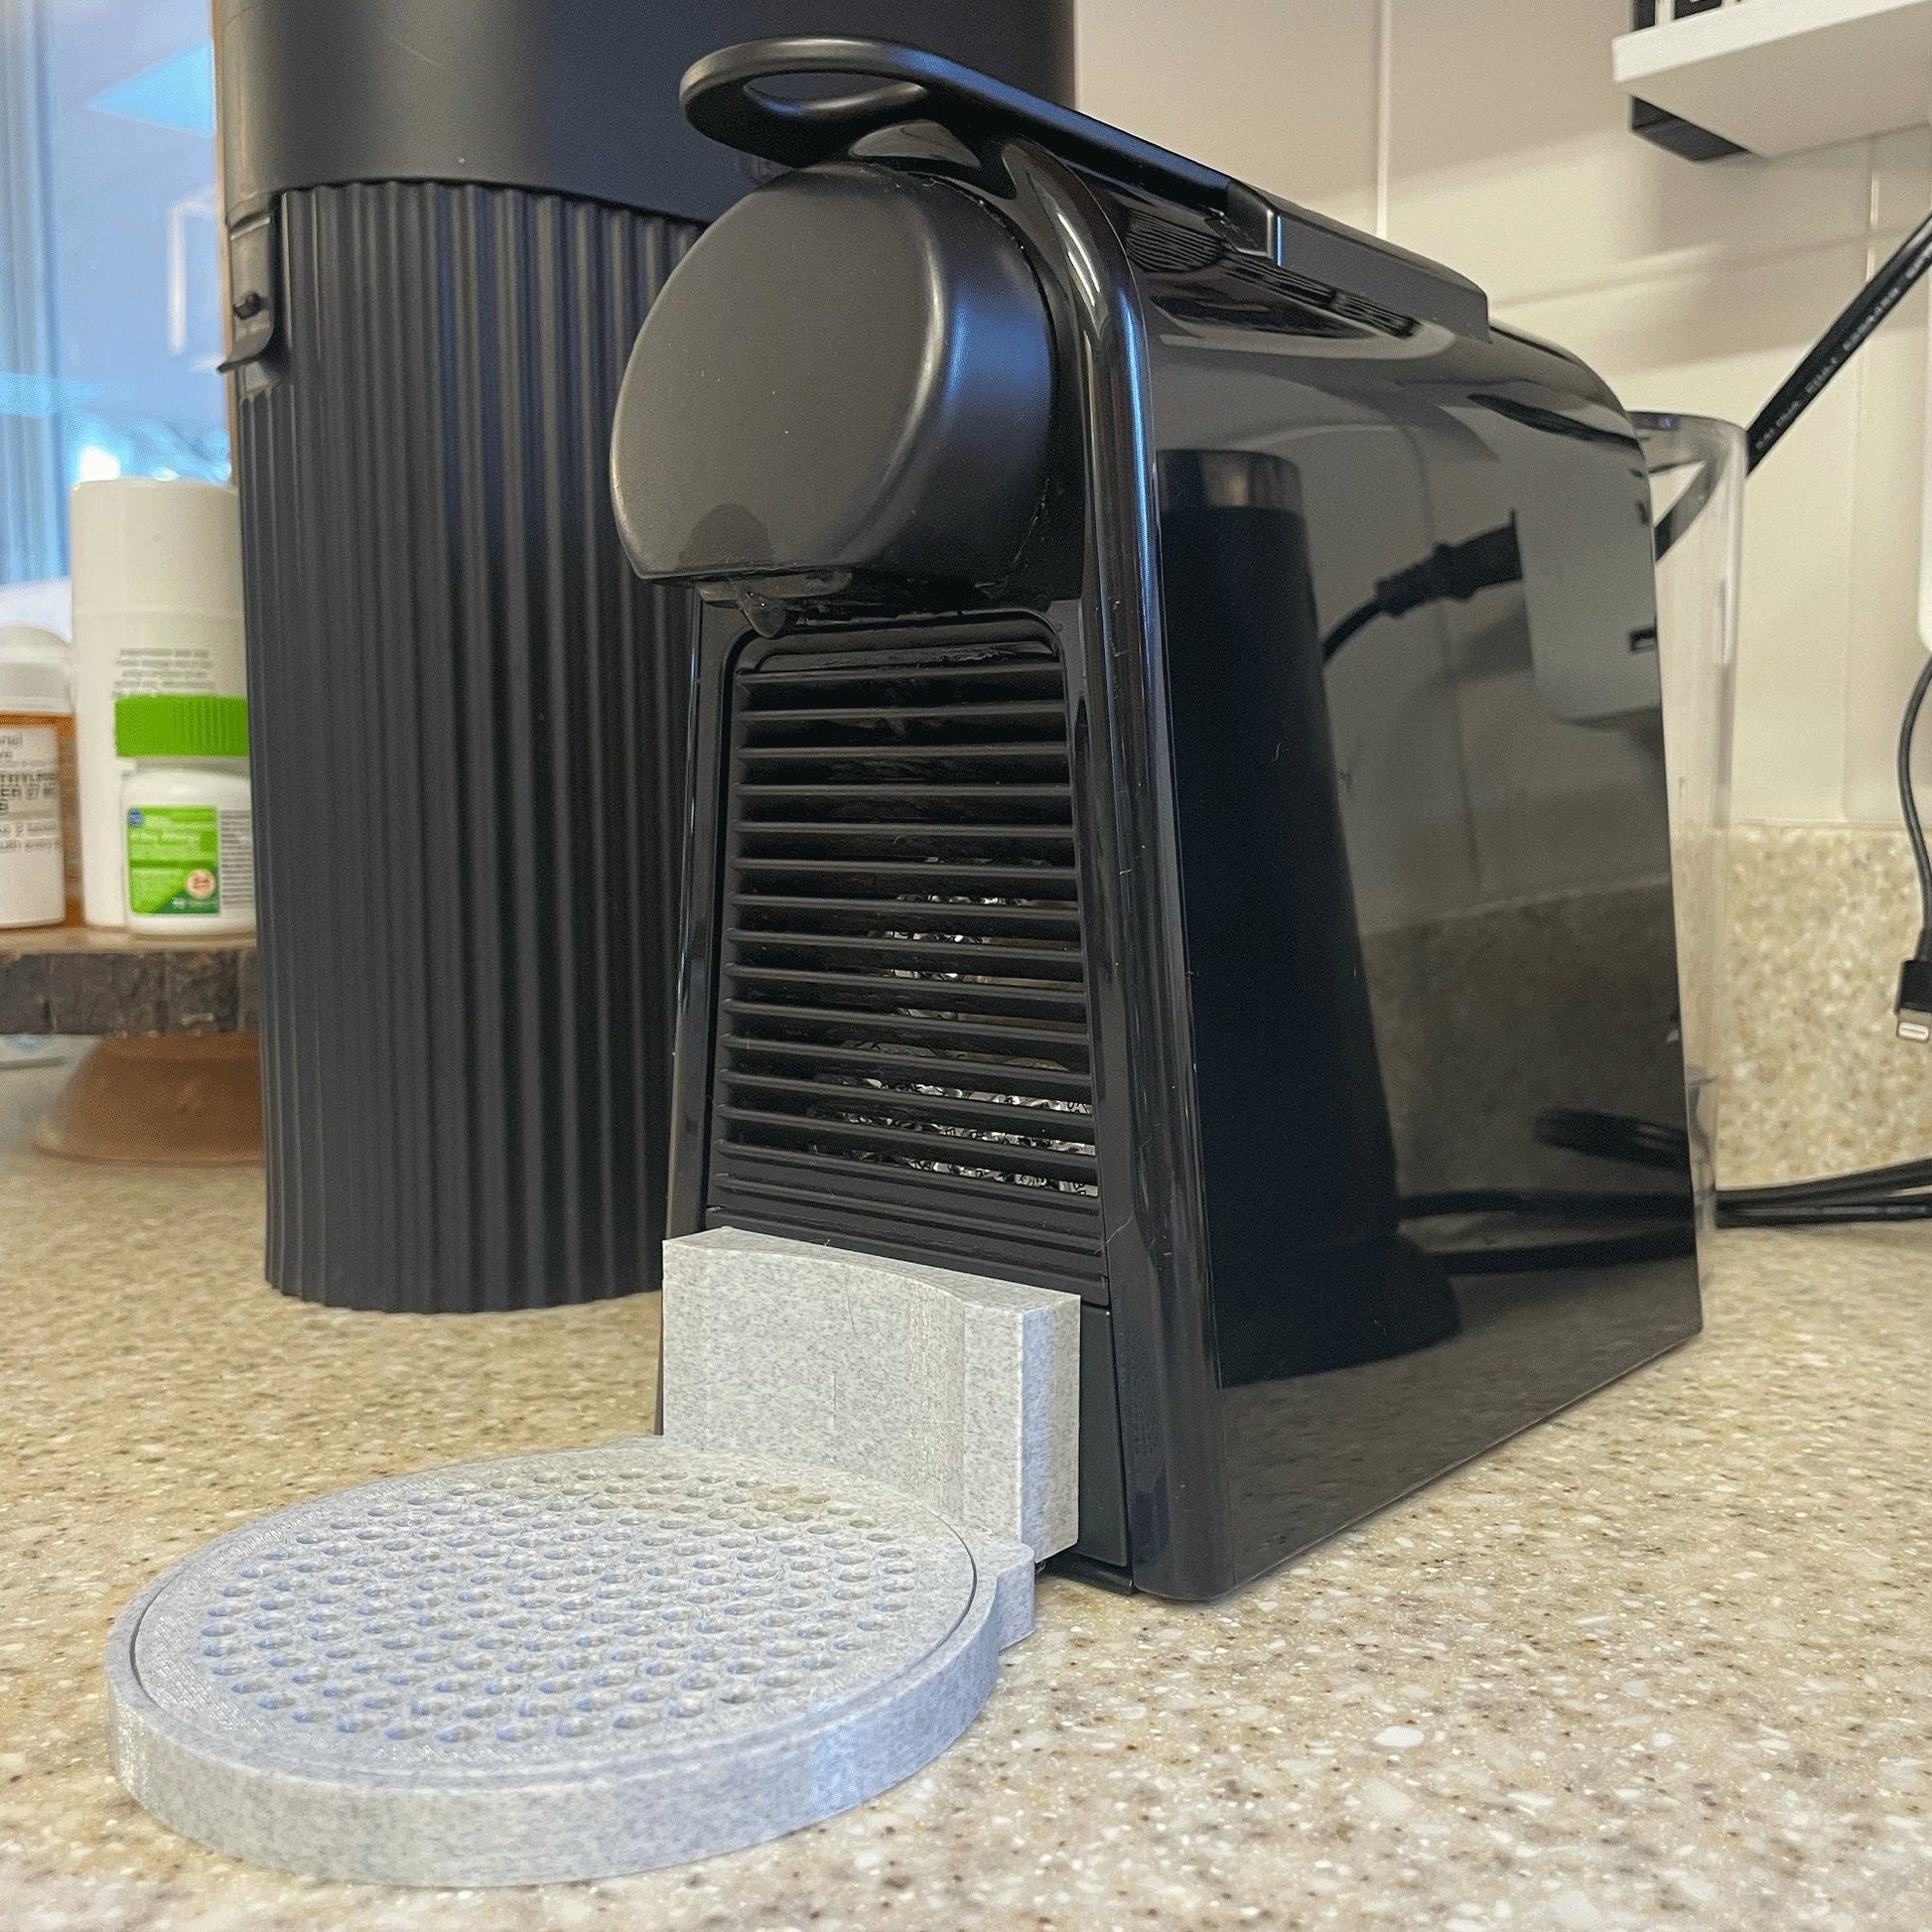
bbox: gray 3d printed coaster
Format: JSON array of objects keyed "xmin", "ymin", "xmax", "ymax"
[{"xmin": 104, "ymin": 1438, "xmax": 1035, "ymax": 1886}]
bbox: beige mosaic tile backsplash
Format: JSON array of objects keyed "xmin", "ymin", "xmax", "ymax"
[{"xmin": 1720, "ymin": 825, "xmax": 1932, "ymax": 1186}]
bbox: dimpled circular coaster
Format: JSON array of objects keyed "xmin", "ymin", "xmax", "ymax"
[{"xmin": 105, "ymin": 1438, "xmax": 1022, "ymax": 1885}]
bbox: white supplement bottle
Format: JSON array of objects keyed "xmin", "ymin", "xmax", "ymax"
[
  {"xmin": 115, "ymin": 694, "xmax": 254, "ymax": 936},
  {"xmin": 70, "ymin": 481, "xmax": 246, "ymax": 926}
]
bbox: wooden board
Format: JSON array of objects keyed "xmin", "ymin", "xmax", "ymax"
[{"xmin": 0, "ymin": 924, "xmax": 257, "ymax": 1035}]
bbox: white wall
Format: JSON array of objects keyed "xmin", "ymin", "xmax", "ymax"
[{"xmin": 1077, "ymin": 0, "xmax": 1932, "ymax": 826}]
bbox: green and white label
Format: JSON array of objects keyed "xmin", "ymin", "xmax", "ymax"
[{"xmin": 126, "ymin": 804, "xmax": 222, "ymax": 916}]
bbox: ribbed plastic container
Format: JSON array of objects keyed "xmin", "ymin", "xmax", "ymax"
[{"xmin": 234, "ymin": 188, "xmax": 694, "ymax": 1310}]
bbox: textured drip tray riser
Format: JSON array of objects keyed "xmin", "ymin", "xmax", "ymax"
[{"xmin": 106, "ymin": 1441, "xmax": 1034, "ymax": 1885}]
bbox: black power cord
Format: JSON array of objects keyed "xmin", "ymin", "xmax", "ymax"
[
  {"xmin": 1750, "ymin": 208, "xmax": 1932, "ymax": 469},
  {"xmin": 1517, "ymin": 1107, "xmax": 1932, "ymax": 1232},
  {"xmin": 1400, "ymin": 1178, "xmax": 1694, "ymax": 1274},
  {"xmin": 1320, "ymin": 520, "xmax": 1523, "ymax": 660},
  {"xmin": 1429, "ymin": 1225, "xmax": 1696, "ymax": 1275},
  {"xmin": 1535, "ymin": 1105, "xmax": 1689, "ymax": 1173},
  {"xmin": 1401, "ymin": 1108, "xmax": 1698, "ymax": 1273},
  {"xmin": 1653, "ymin": 205, "xmax": 1932, "ymax": 561},
  {"xmin": 1721, "ymin": 1197, "xmax": 1932, "ymax": 1228},
  {"xmin": 1719, "ymin": 1151, "xmax": 1932, "ymax": 1206},
  {"xmin": 1894, "ymin": 651, "xmax": 1932, "ymax": 1039},
  {"xmin": 1403, "ymin": 1186, "xmax": 1690, "ymax": 1221}
]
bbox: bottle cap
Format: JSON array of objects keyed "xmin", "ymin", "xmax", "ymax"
[
  {"xmin": 0, "ymin": 640, "xmax": 70, "ymax": 716},
  {"xmin": 116, "ymin": 693, "xmax": 249, "ymax": 759},
  {"xmin": 69, "ymin": 479, "xmax": 242, "ymax": 619},
  {"xmin": 0, "ymin": 621, "xmax": 71, "ymax": 663}
]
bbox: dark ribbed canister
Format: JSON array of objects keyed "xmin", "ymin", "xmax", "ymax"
[
  {"xmin": 217, "ymin": 0, "xmax": 1074, "ymax": 1310},
  {"xmin": 235, "ymin": 186, "xmax": 694, "ymax": 1310}
]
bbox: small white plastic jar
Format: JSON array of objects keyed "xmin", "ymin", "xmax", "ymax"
[{"xmin": 115, "ymin": 694, "xmax": 255, "ymax": 936}]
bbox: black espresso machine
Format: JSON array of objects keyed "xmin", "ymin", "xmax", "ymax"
[{"xmin": 610, "ymin": 39, "xmax": 1703, "ymax": 1600}]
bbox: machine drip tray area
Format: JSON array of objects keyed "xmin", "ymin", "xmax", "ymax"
[{"xmin": 105, "ymin": 1439, "xmax": 1034, "ymax": 1885}]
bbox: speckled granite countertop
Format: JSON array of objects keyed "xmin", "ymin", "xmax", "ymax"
[{"xmin": 3, "ymin": 1057, "xmax": 1929, "ymax": 1932}]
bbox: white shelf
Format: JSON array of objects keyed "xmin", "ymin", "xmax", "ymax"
[{"xmin": 1612, "ymin": 0, "xmax": 1932, "ymax": 156}]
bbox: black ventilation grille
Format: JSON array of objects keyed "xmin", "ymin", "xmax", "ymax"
[{"xmin": 705, "ymin": 626, "xmax": 1104, "ymax": 1299}]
